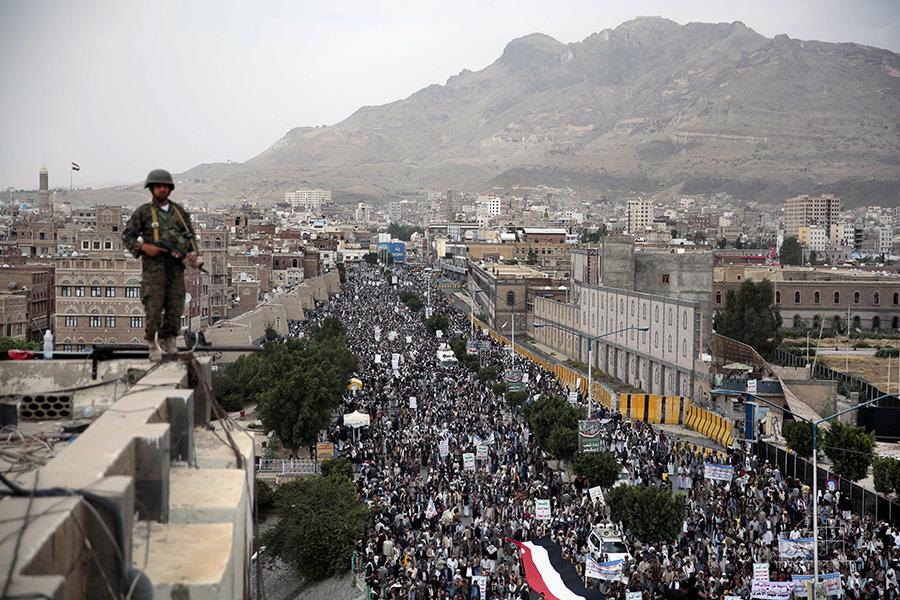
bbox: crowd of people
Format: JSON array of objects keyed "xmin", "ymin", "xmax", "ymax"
[{"xmin": 289, "ymin": 264, "xmax": 897, "ymax": 599}]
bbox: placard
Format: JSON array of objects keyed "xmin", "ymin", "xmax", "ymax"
[
  {"xmin": 751, "ymin": 580, "xmax": 792, "ymax": 600},
  {"xmin": 471, "ymin": 575, "xmax": 487, "ymax": 598},
  {"xmin": 588, "ymin": 486, "xmax": 604, "ymax": 503},
  {"xmin": 747, "ymin": 378, "xmax": 758, "ymax": 395},
  {"xmin": 535, "ymin": 499, "xmax": 551, "ymax": 520},
  {"xmin": 463, "ymin": 452, "xmax": 476, "ymax": 471},
  {"xmin": 438, "ymin": 438, "xmax": 449, "ymax": 459},
  {"xmin": 753, "ymin": 563, "xmax": 769, "ymax": 582},
  {"xmin": 409, "ymin": 396, "xmax": 417, "ymax": 409},
  {"xmin": 374, "ymin": 353, "xmax": 382, "ymax": 364},
  {"xmin": 476, "ymin": 444, "xmax": 488, "ymax": 460},
  {"xmin": 406, "ymin": 335, "xmax": 412, "ymax": 344},
  {"xmin": 626, "ymin": 593, "xmax": 642, "ymax": 600},
  {"xmin": 703, "ymin": 462, "xmax": 735, "ymax": 481},
  {"xmin": 316, "ymin": 441, "xmax": 334, "ymax": 459},
  {"xmin": 568, "ymin": 390, "xmax": 579, "ymax": 404},
  {"xmin": 578, "ymin": 419, "xmax": 603, "ymax": 453}
]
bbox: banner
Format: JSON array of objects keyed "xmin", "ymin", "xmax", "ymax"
[
  {"xmin": 751, "ymin": 580, "xmax": 793, "ymax": 600},
  {"xmin": 597, "ymin": 559, "xmax": 623, "ymax": 581},
  {"xmin": 409, "ymin": 396, "xmax": 417, "ymax": 409},
  {"xmin": 535, "ymin": 499, "xmax": 551, "ymax": 521},
  {"xmin": 374, "ymin": 353, "xmax": 382, "ymax": 364},
  {"xmin": 505, "ymin": 369, "xmax": 524, "ymax": 392},
  {"xmin": 703, "ymin": 462, "xmax": 735, "ymax": 481},
  {"xmin": 791, "ymin": 573, "xmax": 842, "ymax": 598},
  {"xmin": 578, "ymin": 419, "xmax": 603, "ymax": 453},
  {"xmin": 466, "ymin": 341, "xmax": 479, "ymax": 355},
  {"xmin": 438, "ymin": 438, "xmax": 449, "ymax": 459},
  {"xmin": 316, "ymin": 441, "xmax": 334, "ymax": 459},
  {"xmin": 626, "ymin": 593, "xmax": 642, "ymax": 600},
  {"xmin": 391, "ymin": 353, "xmax": 400, "ymax": 369},
  {"xmin": 585, "ymin": 555, "xmax": 603, "ymax": 580},
  {"xmin": 753, "ymin": 563, "xmax": 769, "ymax": 582},
  {"xmin": 476, "ymin": 444, "xmax": 488, "ymax": 460},
  {"xmin": 778, "ymin": 534, "xmax": 814, "ymax": 559},
  {"xmin": 463, "ymin": 452, "xmax": 476, "ymax": 471},
  {"xmin": 568, "ymin": 390, "xmax": 579, "ymax": 404}
]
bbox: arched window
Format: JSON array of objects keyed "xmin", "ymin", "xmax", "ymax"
[
  {"xmin": 715, "ymin": 291, "xmax": 722, "ymax": 304},
  {"xmin": 873, "ymin": 292, "xmax": 880, "ymax": 305},
  {"xmin": 667, "ymin": 335, "xmax": 672, "ymax": 352},
  {"xmin": 852, "ymin": 315, "xmax": 861, "ymax": 329},
  {"xmin": 812, "ymin": 315, "xmax": 821, "ymax": 330},
  {"xmin": 683, "ymin": 311, "xmax": 688, "ymax": 329},
  {"xmin": 833, "ymin": 291, "xmax": 840, "ymax": 304},
  {"xmin": 794, "ymin": 291, "xmax": 801, "ymax": 304},
  {"xmin": 668, "ymin": 308, "xmax": 673, "ymax": 326},
  {"xmin": 894, "ymin": 292, "xmax": 899, "ymax": 305},
  {"xmin": 292, "ymin": 258, "xmax": 298, "ymax": 268},
  {"xmin": 872, "ymin": 316, "xmax": 881, "ymax": 330},
  {"xmin": 682, "ymin": 339, "xmax": 687, "ymax": 356},
  {"xmin": 814, "ymin": 291, "xmax": 820, "ymax": 304},
  {"xmin": 854, "ymin": 291, "xmax": 860, "ymax": 304},
  {"xmin": 775, "ymin": 291, "xmax": 781, "ymax": 304}
]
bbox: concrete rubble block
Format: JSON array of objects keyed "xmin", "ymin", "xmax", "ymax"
[
  {"xmin": 131, "ymin": 522, "xmax": 238, "ymax": 600},
  {"xmin": 134, "ymin": 422, "xmax": 172, "ymax": 522},
  {"xmin": 0, "ymin": 576, "xmax": 64, "ymax": 600}
]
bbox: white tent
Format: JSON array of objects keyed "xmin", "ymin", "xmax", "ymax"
[{"xmin": 343, "ymin": 410, "xmax": 371, "ymax": 429}]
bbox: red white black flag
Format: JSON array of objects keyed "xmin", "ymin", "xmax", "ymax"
[{"xmin": 506, "ymin": 538, "xmax": 604, "ymax": 600}]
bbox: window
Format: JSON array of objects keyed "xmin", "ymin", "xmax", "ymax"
[
  {"xmin": 834, "ymin": 291, "xmax": 840, "ymax": 304},
  {"xmin": 126, "ymin": 286, "xmax": 140, "ymax": 298},
  {"xmin": 794, "ymin": 291, "xmax": 801, "ymax": 304},
  {"xmin": 65, "ymin": 316, "xmax": 77, "ymax": 327},
  {"xmin": 854, "ymin": 291, "xmax": 860, "ymax": 304},
  {"xmin": 93, "ymin": 241, "xmax": 101, "ymax": 250},
  {"xmin": 894, "ymin": 292, "xmax": 899, "ymax": 305},
  {"xmin": 74, "ymin": 286, "xmax": 85, "ymax": 297},
  {"xmin": 61, "ymin": 285, "xmax": 71, "ymax": 297},
  {"xmin": 91, "ymin": 286, "xmax": 101, "ymax": 297},
  {"xmin": 715, "ymin": 291, "xmax": 722, "ymax": 304},
  {"xmin": 873, "ymin": 316, "xmax": 881, "ymax": 330},
  {"xmin": 62, "ymin": 343, "xmax": 73, "ymax": 352},
  {"xmin": 775, "ymin": 291, "xmax": 781, "ymax": 304},
  {"xmin": 655, "ymin": 306, "xmax": 659, "ymax": 322},
  {"xmin": 130, "ymin": 316, "xmax": 143, "ymax": 328},
  {"xmin": 89, "ymin": 316, "xmax": 101, "ymax": 328},
  {"xmin": 793, "ymin": 315, "xmax": 803, "ymax": 329},
  {"xmin": 82, "ymin": 241, "xmax": 89, "ymax": 250},
  {"xmin": 104, "ymin": 241, "xmax": 112, "ymax": 250},
  {"xmin": 506, "ymin": 291, "xmax": 515, "ymax": 307},
  {"xmin": 874, "ymin": 292, "xmax": 880, "ymax": 305},
  {"xmin": 668, "ymin": 308, "xmax": 673, "ymax": 326},
  {"xmin": 682, "ymin": 339, "xmax": 687, "ymax": 356},
  {"xmin": 661, "ymin": 274, "xmax": 670, "ymax": 284},
  {"xmin": 654, "ymin": 332, "xmax": 658, "ymax": 348},
  {"xmin": 814, "ymin": 291, "xmax": 820, "ymax": 304},
  {"xmin": 105, "ymin": 316, "xmax": 116, "ymax": 328},
  {"xmin": 683, "ymin": 311, "xmax": 688, "ymax": 329},
  {"xmin": 893, "ymin": 316, "xmax": 899, "ymax": 330},
  {"xmin": 105, "ymin": 286, "xmax": 116, "ymax": 297},
  {"xmin": 667, "ymin": 335, "xmax": 672, "ymax": 352}
]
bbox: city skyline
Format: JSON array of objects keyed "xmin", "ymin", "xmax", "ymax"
[{"xmin": 1, "ymin": 0, "xmax": 899, "ymax": 189}]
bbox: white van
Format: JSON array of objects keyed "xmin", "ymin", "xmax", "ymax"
[{"xmin": 587, "ymin": 522, "xmax": 631, "ymax": 563}]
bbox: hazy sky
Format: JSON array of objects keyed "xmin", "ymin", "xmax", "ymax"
[{"xmin": 1, "ymin": 0, "xmax": 898, "ymax": 190}]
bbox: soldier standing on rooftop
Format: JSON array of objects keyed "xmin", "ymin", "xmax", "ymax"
[{"xmin": 122, "ymin": 169, "xmax": 201, "ymax": 360}]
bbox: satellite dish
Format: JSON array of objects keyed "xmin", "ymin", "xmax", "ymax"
[{"xmin": 184, "ymin": 292, "xmax": 192, "ymax": 304}]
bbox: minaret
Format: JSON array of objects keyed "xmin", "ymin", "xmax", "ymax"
[{"xmin": 38, "ymin": 165, "xmax": 51, "ymax": 215}]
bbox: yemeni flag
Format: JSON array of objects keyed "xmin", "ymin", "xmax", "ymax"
[
  {"xmin": 506, "ymin": 538, "xmax": 604, "ymax": 600},
  {"xmin": 71, "ymin": 162, "xmax": 81, "ymax": 171}
]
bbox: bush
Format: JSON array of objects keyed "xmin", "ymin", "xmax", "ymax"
[
  {"xmin": 875, "ymin": 348, "xmax": 900, "ymax": 358},
  {"xmin": 572, "ymin": 452, "xmax": 621, "ymax": 488},
  {"xmin": 873, "ymin": 457, "xmax": 900, "ymax": 496},
  {"xmin": 782, "ymin": 420, "xmax": 817, "ymax": 459},
  {"xmin": 320, "ymin": 457, "xmax": 353, "ymax": 479},
  {"xmin": 823, "ymin": 422, "xmax": 875, "ymax": 482},
  {"xmin": 398, "ymin": 291, "xmax": 424, "ymax": 312},
  {"xmin": 491, "ymin": 382, "xmax": 506, "ymax": 396},
  {"xmin": 0, "ymin": 337, "xmax": 41, "ymax": 352},
  {"xmin": 505, "ymin": 391, "xmax": 528, "ymax": 407},
  {"xmin": 547, "ymin": 426, "xmax": 578, "ymax": 461},
  {"xmin": 524, "ymin": 395, "xmax": 579, "ymax": 447},
  {"xmin": 852, "ymin": 341, "xmax": 873, "ymax": 349},
  {"xmin": 424, "ymin": 313, "xmax": 449, "ymax": 335},
  {"xmin": 263, "ymin": 474, "xmax": 368, "ymax": 580},
  {"xmin": 477, "ymin": 366, "xmax": 498, "ymax": 382},
  {"xmin": 607, "ymin": 485, "xmax": 686, "ymax": 544},
  {"xmin": 256, "ymin": 478, "xmax": 275, "ymax": 513}
]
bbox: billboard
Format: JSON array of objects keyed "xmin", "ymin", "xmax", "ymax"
[{"xmin": 377, "ymin": 241, "xmax": 407, "ymax": 263}]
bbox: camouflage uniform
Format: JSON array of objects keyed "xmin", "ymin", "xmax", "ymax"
[{"xmin": 122, "ymin": 200, "xmax": 196, "ymax": 342}]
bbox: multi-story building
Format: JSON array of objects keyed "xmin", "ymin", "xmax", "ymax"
[
  {"xmin": 53, "ymin": 256, "xmax": 145, "ymax": 350},
  {"xmin": 354, "ymin": 202, "xmax": 371, "ymax": 224},
  {"xmin": 468, "ymin": 261, "xmax": 566, "ymax": 337},
  {"xmin": 627, "ymin": 198, "xmax": 654, "ymax": 234},
  {"xmin": 714, "ymin": 266, "xmax": 900, "ymax": 332},
  {"xmin": 285, "ymin": 189, "xmax": 331, "ymax": 213},
  {"xmin": 797, "ymin": 226, "xmax": 829, "ymax": 251},
  {"xmin": 197, "ymin": 228, "xmax": 230, "ymax": 325},
  {"xmin": 0, "ymin": 265, "xmax": 54, "ymax": 340},
  {"xmin": 783, "ymin": 194, "xmax": 840, "ymax": 237}
]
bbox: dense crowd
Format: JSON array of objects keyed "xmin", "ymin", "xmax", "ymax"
[{"xmin": 291, "ymin": 265, "xmax": 897, "ymax": 599}]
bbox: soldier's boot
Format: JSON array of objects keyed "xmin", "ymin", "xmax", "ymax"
[
  {"xmin": 160, "ymin": 337, "xmax": 178, "ymax": 355},
  {"xmin": 146, "ymin": 337, "xmax": 162, "ymax": 362}
]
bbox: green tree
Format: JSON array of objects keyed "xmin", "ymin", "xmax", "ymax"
[
  {"xmin": 606, "ymin": 485, "xmax": 687, "ymax": 544},
  {"xmin": 262, "ymin": 474, "xmax": 368, "ymax": 580},
  {"xmin": 212, "ymin": 372, "xmax": 245, "ymax": 412},
  {"xmin": 424, "ymin": 313, "xmax": 449, "ymax": 335},
  {"xmin": 572, "ymin": 452, "xmax": 621, "ymax": 488},
  {"xmin": 388, "ymin": 223, "xmax": 424, "ymax": 241},
  {"xmin": 0, "ymin": 337, "xmax": 40, "ymax": 352},
  {"xmin": 525, "ymin": 251, "xmax": 538, "ymax": 265},
  {"xmin": 264, "ymin": 325, "xmax": 280, "ymax": 343},
  {"xmin": 524, "ymin": 395, "xmax": 579, "ymax": 447},
  {"xmin": 873, "ymin": 457, "xmax": 900, "ymax": 496},
  {"xmin": 780, "ymin": 236, "xmax": 802, "ymax": 265},
  {"xmin": 255, "ymin": 478, "xmax": 275, "ymax": 514},
  {"xmin": 547, "ymin": 426, "xmax": 578, "ymax": 461},
  {"xmin": 477, "ymin": 366, "xmax": 498, "ymax": 382},
  {"xmin": 363, "ymin": 252, "xmax": 378, "ymax": 265},
  {"xmin": 717, "ymin": 238, "xmax": 728, "ymax": 249},
  {"xmin": 714, "ymin": 279, "xmax": 783, "ymax": 358},
  {"xmin": 808, "ymin": 250, "xmax": 818, "ymax": 265},
  {"xmin": 782, "ymin": 420, "xmax": 818, "ymax": 459},
  {"xmin": 823, "ymin": 422, "xmax": 875, "ymax": 482},
  {"xmin": 320, "ymin": 457, "xmax": 353, "ymax": 479},
  {"xmin": 399, "ymin": 291, "xmax": 424, "ymax": 312}
]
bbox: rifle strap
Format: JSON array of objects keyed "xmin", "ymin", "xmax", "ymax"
[
  {"xmin": 150, "ymin": 203, "xmax": 160, "ymax": 242},
  {"xmin": 172, "ymin": 206, "xmax": 199, "ymax": 254}
]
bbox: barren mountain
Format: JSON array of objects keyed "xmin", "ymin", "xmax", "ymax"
[{"xmin": 176, "ymin": 17, "xmax": 900, "ymax": 207}]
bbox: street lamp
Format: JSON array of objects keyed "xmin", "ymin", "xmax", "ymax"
[
  {"xmin": 534, "ymin": 320, "xmax": 649, "ymax": 418},
  {"xmin": 712, "ymin": 387, "xmax": 891, "ymax": 596}
]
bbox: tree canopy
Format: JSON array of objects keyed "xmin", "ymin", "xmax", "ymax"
[
  {"xmin": 606, "ymin": 484, "xmax": 686, "ymax": 544},
  {"xmin": 782, "ymin": 420, "xmax": 818, "ymax": 459},
  {"xmin": 780, "ymin": 236, "xmax": 803, "ymax": 266},
  {"xmin": 388, "ymin": 223, "xmax": 423, "ymax": 241},
  {"xmin": 523, "ymin": 395, "xmax": 579, "ymax": 448},
  {"xmin": 714, "ymin": 279, "xmax": 783, "ymax": 358},
  {"xmin": 572, "ymin": 452, "xmax": 621, "ymax": 488},
  {"xmin": 823, "ymin": 421, "xmax": 875, "ymax": 482}
]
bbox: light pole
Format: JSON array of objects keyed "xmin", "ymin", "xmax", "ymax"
[
  {"xmin": 712, "ymin": 387, "xmax": 890, "ymax": 595},
  {"xmin": 534, "ymin": 320, "xmax": 649, "ymax": 418}
]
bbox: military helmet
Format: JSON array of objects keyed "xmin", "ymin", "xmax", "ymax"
[{"xmin": 144, "ymin": 169, "xmax": 175, "ymax": 190}]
